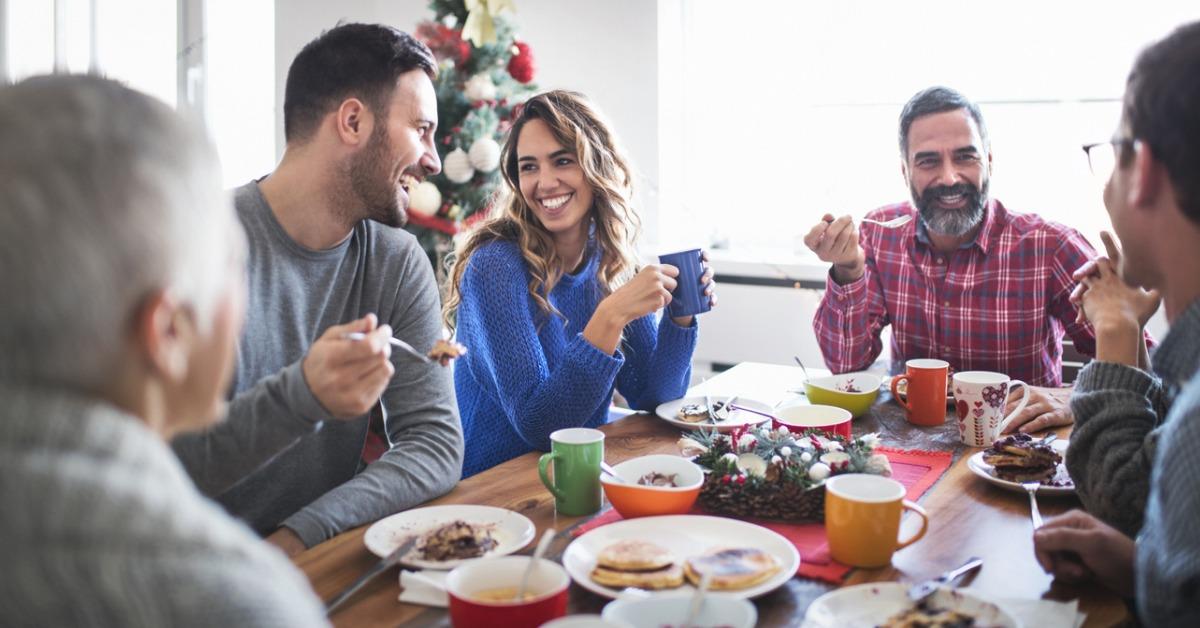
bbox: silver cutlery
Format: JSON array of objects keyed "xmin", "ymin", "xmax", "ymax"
[
  {"xmin": 713, "ymin": 395, "xmax": 738, "ymax": 421},
  {"xmin": 344, "ymin": 331, "xmax": 433, "ymax": 364},
  {"xmin": 516, "ymin": 529, "xmax": 556, "ymax": 601},
  {"xmin": 861, "ymin": 215, "xmax": 914, "ymax": 229},
  {"xmin": 326, "ymin": 534, "xmax": 418, "ymax": 614},
  {"xmin": 792, "ymin": 356, "xmax": 812, "ymax": 383},
  {"xmin": 600, "ymin": 460, "xmax": 625, "ymax": 483},
  {"xmin": 728, "ymin": 403, "xmax": 778, "ymax": 422},
  {"xmin": 1022, "ymin": 481, "xmax": 1044, "ymax": 529},
  {"xmin": 682, "ymin": 572, "xmax": 713, "ymax": 627},
  {"xmin": 906, "ymin": 556, "xmax": 983, "ymax": 604}
]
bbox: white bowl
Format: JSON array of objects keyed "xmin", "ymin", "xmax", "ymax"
[{"xmin": 602, "ymin": 593, "xmax": 757, "ymax": 628}]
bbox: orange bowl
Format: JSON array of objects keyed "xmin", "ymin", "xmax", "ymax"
[{"xmin": 600, "ymin": 454, "xmax": 703, "ymax": 519}]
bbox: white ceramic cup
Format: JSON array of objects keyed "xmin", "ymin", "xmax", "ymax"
[{"xmin": 951, "ymin": 371, "xmax": 1030, "ymax": 447}]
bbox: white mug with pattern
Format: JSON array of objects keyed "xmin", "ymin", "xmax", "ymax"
[{"xmin": 952, "ymin": 371, "xmax": 1030, "ymax": 447}]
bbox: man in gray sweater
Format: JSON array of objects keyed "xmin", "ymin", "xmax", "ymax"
[
  {"xmin": 172, "ymin": 24, "xmax": 464, "ymax": 556},
  {"xmin": 0, "ymin": 76, "xmax": 327, "ymax": 626},
  {"xmin": 1032, "ymin": 21, "xmax": 1200, "ymax": 626}
]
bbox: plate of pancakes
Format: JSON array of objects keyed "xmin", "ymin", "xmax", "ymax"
[
  {"xmin": 654, "ymin": 395, "xmax": 775, "ymax": 433},
  {"xmin": 562, "ymin": 515, "xmax": 799, "ymax": 599},
  {"xmin": 966, "ymin": 435, "xmax": 1074, "ymax": 496}
]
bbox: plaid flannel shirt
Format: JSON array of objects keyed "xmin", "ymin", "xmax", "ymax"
[{"xmin": 813, "ymin": 199, "xmax": 1098, "ymax": 387}]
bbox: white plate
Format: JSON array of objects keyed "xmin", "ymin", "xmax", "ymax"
[
  {"xmin": 655, "ymin": 395, "xmax": 774, "ymax": 433},
  {"xmin": 562, "ymin": 515, "xmax": 799, "ymax": 600},
  {"xmin": 803, "ymin": 582, "xmax": 1020, "ymax": 627},
  {"xmin": 363, "ymin": 504, "xmax": 535, "ymax": 570},
  {"xmin": 966, "ymin": 439, "xmax": 1074, "ymax": 496}
]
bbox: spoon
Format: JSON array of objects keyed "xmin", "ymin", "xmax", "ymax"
[
  {"xmin": 728, "ymin": 403, "xmax": 778, "ymax": 422},
  {"xmin": 793, "ymin": 356, "xmax": 811, "ymax": 382},
  {"xmin": 682, "ymin": 572, "xmax": 713, "ymax": 627},
  {"xmin": 517, "ymin": 528, "xmax": 556, "ymax": 601},
  {"xmin": 861, "ymin": 215, "xmax": 914, "ymax": 229},
  {"xmin": 600, "ymin": 461, "xmax": 625, "ymax": 483}
]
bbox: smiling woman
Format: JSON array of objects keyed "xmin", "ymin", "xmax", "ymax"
[{"xmin": 444, "ymin": 90, "xmax": 714, "ymax": 477}]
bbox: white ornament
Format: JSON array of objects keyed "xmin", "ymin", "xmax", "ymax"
[
  {"xmin": 865, "ymin": 453, "xmax": 893, "ymax": 477},
  {"xmin": 736, "ymin": 453, "xmax": 768, "ymax": 477},
  {"xmin": 800, "ymin": 452, "xmax": 813, "ymax": 463},
  {"xmin": 777, "ymin": 425, "xmax": 791, "ymax": 435},
  {"xmin": 463, "ymin": 73, "xmax": 497, "ymax": 101},
  {"xmin": 721, "ymin": 452, "xmax": 739, "ymax": 464},
  {"xmin": 861, "ymin": 433, "xmax": 881, "ymax": 449},
  {"xmin": 737, "ymin": 434, "xmax": 757, "ymax": 451},
  {"xmin": 407, "ymin": 181, "xmax": 442, "ymax": 217},
  {"xmin": 468, "ymin": 137, "xmax": 501, "ymax": 172},
  {"xmin": 443, "ymin": 148, "xmax": 475, "ymax": 184},
  {"xmin": 780, "ymin": 446, "xmax": 793, "ymax": 458},
  {"xmin": 758, "ymin": 427, "xmax": 771, "ymax": 438},
  {"xmin": 771, "ymin": 455, "xmax": 783, "ymax": 465},
  {"xmin": 808, "ymin": 462, "xmax": 831, "ymax": 481}
]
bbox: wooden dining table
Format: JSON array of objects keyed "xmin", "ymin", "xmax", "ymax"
[{"xmin": 294, "ymin": 362, "xmax": 1130, "ymax": 627}]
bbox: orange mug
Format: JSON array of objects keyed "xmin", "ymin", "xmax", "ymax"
[
  {"xmin": 890, "ymin": 359, "xmax": 949, "ymax": 426},
  {"xmin": 825, "ymin": 474, "xmax": 929, "ymax": 567}
]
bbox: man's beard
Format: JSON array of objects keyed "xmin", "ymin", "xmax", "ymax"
[
  {"xmin": 912, "ymin": 180, "xmax": 988, "ymax": 237},
  {"xmin": 348, "ymin": 125, "xmax": 406, "ymax": 228}
]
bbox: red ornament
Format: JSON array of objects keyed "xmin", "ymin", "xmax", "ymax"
[
  {"xmin": 736, "ymin": 475, "xmax": 747, "ymax": 485},
  {"xmin": 507, "ymin": 41, "xmax": 536, "ymax": 84},
  {"xmin": 721, "ymin": 475, "xmax": 732, "ymax": 485}
]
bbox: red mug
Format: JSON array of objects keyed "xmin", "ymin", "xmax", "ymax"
[
  {"xmin": 772, "ymin": 404, "xmax": 853, "ymax": 440},
  {"xmin": 446, "ymin": 556, "xmax": 569, "ymax": 628},
  {"xmin": 890, "ymin": 359, "xmax": 949, "ymax": 426}
]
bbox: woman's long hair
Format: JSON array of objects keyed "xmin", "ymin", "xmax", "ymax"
[{"xmin": 443, "ymin": 90, "xmax": 641, "ymax": 332}]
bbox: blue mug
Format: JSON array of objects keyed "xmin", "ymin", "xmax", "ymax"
[{"xmin": 658, "ymin": 248, "xmax": 711, "ymax": 318}]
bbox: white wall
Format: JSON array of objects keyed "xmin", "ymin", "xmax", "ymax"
[{"xmin": 273, "ymin": 0, "xmax": 658, "ymax": 240}]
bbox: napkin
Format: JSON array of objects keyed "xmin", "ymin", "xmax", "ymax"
[
  {"xmin": 398, "ymin": 570, "xmax": 449, "ymax": 607},
  {"xmin": 995, "ymin": 597, "xmax": 1087, "ymax": 628}
]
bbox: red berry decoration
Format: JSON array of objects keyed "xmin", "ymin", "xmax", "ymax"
[
  {"xmin": 507, "ymin": 41, "xmax": 536, "ymax": 84},
  {"xmin": 736, "ymin": 475, "xmax": 746, "ymax": 485},
  {"xmin": 721, "ymin": 474, "xmax": 731, "ymax": 485}
]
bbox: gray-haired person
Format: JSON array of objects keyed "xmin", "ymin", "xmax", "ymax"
[{"xmin": 0, "ymin": 75, "xmax": 327, "ymax": 627}]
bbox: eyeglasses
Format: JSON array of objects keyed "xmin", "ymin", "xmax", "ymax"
[{"xmin": 1082, "ymin": 138, "xmax": 1135, "ymax": 181}]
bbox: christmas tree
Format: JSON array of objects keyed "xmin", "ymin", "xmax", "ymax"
[{"xmin": 406, "ymin": 0, "xmax": 538, "ymax": 272}]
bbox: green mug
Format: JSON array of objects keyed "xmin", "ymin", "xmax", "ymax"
[{"xmin": 538, "ymin": 428, "xmax": 605, "ymax": 516}]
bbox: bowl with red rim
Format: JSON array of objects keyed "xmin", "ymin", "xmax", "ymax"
[
  {"xmin": 773, "ymin": 403, "xmax": 854, "ymax": 440},
  {"xmin": 445, "ymin": 555, "xmax": 569, "ymax": 628}
]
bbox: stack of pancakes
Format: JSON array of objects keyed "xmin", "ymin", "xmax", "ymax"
[
  {"xmin": 590, "ymin": 540, "xmax": 685, "ymax": 589},
  {"xmin": 684, "ymin": 547, "xmax": 781, "ymax": 590},
  {"xmin": 416, "ymin": 520, "xmax": 496, "ymax": 561},
  {"xmin": 982, "ymin": 433, "xmax": 1062, "ymax": 482}
]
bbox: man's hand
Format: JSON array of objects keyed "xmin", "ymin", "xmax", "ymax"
[
  {"xmin": 1070, "ymin": 231, "xmax": 1161, "ymax": 328},
  {"xmin": 803, "ymin": 213, "xmax": 866, "ymax": 284},
  {"xmin": 302, "ymin": 314, "xmax": 394, "ymax": 419},
  {"xmin": 1033, "ymin": 510, "xmax": 1135, "ymax": 597},
  {"xmin": 1001, "ymin": 386, "xmax": 1073, "ymax": 434},
  {"xmin": 266, "ymin": 526, "xmax": 308, "ymax": 558}
]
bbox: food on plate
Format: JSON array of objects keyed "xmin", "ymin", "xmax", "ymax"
[
  {"xmin": 416, "ymin": 520, "xmax": 497, "ymax": 561},
  {"xmin": 879, "ymin": 598, "xmax": 978, "ymax": 627},
  {"xmin": 981, "ymin": 433, "xmax": 1062, "ymax": 483},
  {"xmin": 677, "ymin": 402, "xmax": 713, "ymax": 423},
  {"xmin": 427, "ymin": 338, "xmax": 468, "ymax": 365},
  {"xmin": 683, "ymin": 547, "xmax": 781, "ymax": 591},
  {"xmin": 590, "ymin": 540, "xmax": 685, "ymax": 590},
  {"xmin": 637, "ymin": 471, "xmax": 679, "ymax": 487}
]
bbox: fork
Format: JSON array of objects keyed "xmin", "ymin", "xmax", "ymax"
[
  {"xmin": 344, "ymin": 332, "xmax": 433, "ymax": 364},
  {"xmin": 861, "ymin": 215, "xmax": 914, "ymax": 229},
  {"xmin": 1021, "ymin": 481, "xmax": 1044, "ymax": 529}
]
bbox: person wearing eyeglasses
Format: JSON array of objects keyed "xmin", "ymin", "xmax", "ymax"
[
  {"xmin": 804, "ymin": 86, "xmax": 1146, "ymax": 435},
  {"xmin": 1032, "ymin": 21, "xmax": 1200, "ymax": 627}
]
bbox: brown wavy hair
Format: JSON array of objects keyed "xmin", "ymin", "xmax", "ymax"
[{"xmin": 443, "ymin": 90, "xmax": 641, "ymax": 331}]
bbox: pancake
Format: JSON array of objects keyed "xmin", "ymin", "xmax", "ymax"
[
  {"xmin": 982, "ymin": 433, "xmax": 1061, "ymax": 483},
  {"xmin": 590, "ymin": 563, "xmax": 685, "ymax": 590},
  {"xmin": 596, "ymin": 539, "xmax": 675, "ymax": 571},
  {"xmin": 684, "ymin": 547, "xmax": 780, "ymax": 590}
]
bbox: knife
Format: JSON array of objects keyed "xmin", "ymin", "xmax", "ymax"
[
  {"xmin": 326, "ymin": 535, "xmax": 419, "ymax": 614},
  {"xmin": 906, "ymin": 556, "xmax": 983, "ymax": 603}
]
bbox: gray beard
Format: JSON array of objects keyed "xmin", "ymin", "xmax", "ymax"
[{"xmin": 913, "ymin": 181, "xmax": 988, "ymax": 237}]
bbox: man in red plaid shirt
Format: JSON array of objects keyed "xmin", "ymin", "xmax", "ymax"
[{"xmin": 805, "ymin": 86, "xmax": 1103, "ymax": 434}]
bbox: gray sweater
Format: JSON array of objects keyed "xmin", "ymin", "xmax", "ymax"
[
  {"xmin": 0, "ymin": 387, "xmax": 328, "ymax": 627},
  {"xmin": 172, "ymin": 182, "xmax": 463, "ymax": 547},
  {"xmin": 1068, "ymin": 300, "xmax": 1200, "ymax": 625}
]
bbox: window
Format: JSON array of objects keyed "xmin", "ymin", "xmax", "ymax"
[
  {"xmin": 2, "ymin": 0, "xmax": 274, "ymax": 187},
  {"xmin": 657, "ymin": 0, "xmax": 1200, "ymax": 258}
]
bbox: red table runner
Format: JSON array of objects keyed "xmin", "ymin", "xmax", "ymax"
[{"xmin": 571, "ymin": 446, "xmax": 953, "ymax": 584}]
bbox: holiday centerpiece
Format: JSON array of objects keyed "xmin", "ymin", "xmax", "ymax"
[
  {"xmin": 406, "ymin": 0, "xmax": 539, "ymax": 271},
  {"xmin": 679, "ymin": 424, "xmax": 892, "ymax": 521}
]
